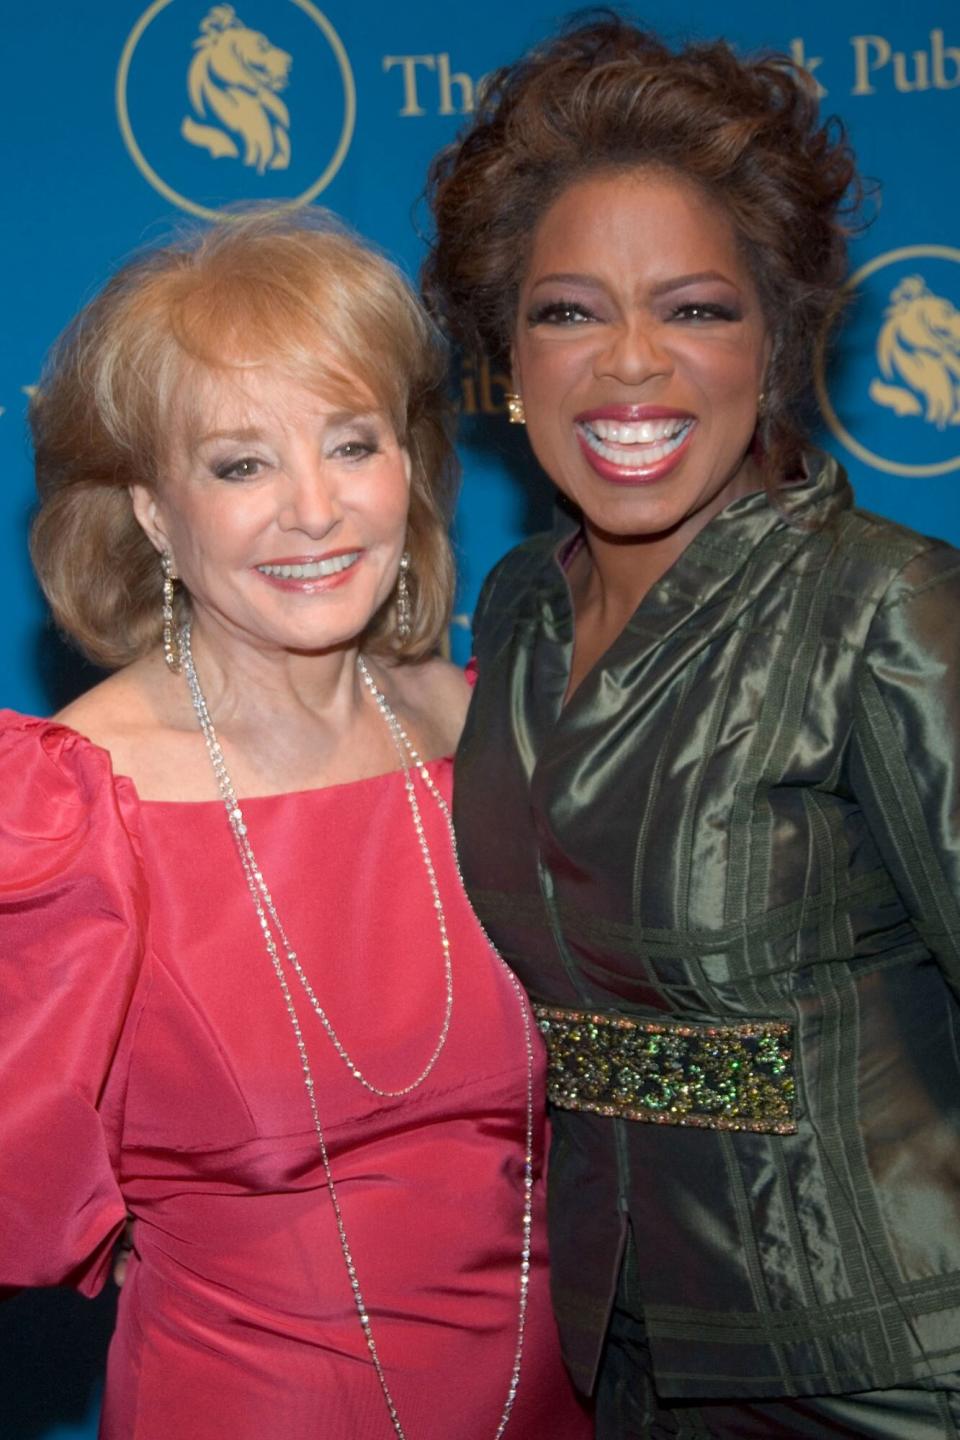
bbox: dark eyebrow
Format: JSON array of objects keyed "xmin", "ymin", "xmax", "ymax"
[
  {"xmin": 648, "ymin": 270, "xmax": 738, "ymax": 296},
  {"xmin": 528, "ymin": 272, "xmax": 603, "ymax": 290},
  {"xmin": 528, "ymin": 269, "xmax": 739, "ymax": 295}
]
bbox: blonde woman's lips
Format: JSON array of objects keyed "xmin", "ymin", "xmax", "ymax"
[{"xmin": 255, "ymin": 550, "xmax": 363, "ymax": 590}]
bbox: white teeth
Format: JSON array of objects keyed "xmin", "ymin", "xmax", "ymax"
[
  {"xmin": 258, "ymin": 552, "xmax": 360, "ymax": 580},
  {"xmin": 586, "ymin": 417, "xmax": 689, "ymax": 444},
  {"xmin": 578, "ymin": 419, "xmax": 692, "ymax": 468}
]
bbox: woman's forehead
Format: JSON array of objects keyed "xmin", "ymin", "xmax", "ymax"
[{"xmin": 168, "ymin": 361, "xmax": 383, "ymax": 441}]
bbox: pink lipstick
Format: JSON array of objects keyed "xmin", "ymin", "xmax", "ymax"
[
  {"xmin": 254, "ymin": 549, "xmax": 363, "ymax": 593},
  {"xmin": 575, "ymin": 408, "xmax": 695, "ymax": 485}
]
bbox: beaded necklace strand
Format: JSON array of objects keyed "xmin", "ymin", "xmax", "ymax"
[{"xmin": 180, "ymin": 623, "xmax": 535, "ymax": 1438}]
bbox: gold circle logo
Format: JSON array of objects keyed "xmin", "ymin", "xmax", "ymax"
[
  {"xmin": 117, "ymin": 0, "xmax": 356, "ymax": 221},
  {"xmin": 817, "ymin": 245, "xmax": 960, "ymax": 479}
]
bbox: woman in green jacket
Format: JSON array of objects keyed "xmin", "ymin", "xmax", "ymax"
[{"xmin": 425, "ymin": 16, "xmax": 960, "ymax": 1438}]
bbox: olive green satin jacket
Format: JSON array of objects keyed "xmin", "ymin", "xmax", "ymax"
[{"xmin": 454, "ymin": 455, "xmax": 960, "ymax": 1401}]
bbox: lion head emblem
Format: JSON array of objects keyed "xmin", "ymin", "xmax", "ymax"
[
  {"xmin": 181, "ymin": 5, "xmax": 292, "ymax": 175},
  {"xmin": 869, "ymin": 275, "xmax": 960, "ymax": 430}
]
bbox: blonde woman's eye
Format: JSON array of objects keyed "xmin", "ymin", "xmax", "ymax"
[
  {"xmin": 334, "ymin": 439, "xmax": 378, "ymax": 460},
  {"xmin": 215, "ymin": 456, "xmax": 263, "ymax": 481}
]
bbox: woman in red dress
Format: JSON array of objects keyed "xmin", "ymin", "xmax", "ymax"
[{"xmin": 0, "ymin": 211, "xmax": 591, "ymax": 1440}]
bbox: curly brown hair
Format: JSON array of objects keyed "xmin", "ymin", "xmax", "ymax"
[
  {"xmin": 423, "ymin": 13, "xmax": 861, "ymax": 484},
  {"xmin": 31, "ymin": 209, "xmax": 457, "ymax": 669}
]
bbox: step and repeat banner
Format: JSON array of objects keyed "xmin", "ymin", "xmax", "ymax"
[{"xmin": 2, "ymin": 0, "xmax": 958, "ymax": 1434}]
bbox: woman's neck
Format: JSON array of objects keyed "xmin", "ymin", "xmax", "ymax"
[{"xmin": 183, "ymin": 615, "xmax": 364, "ymax": 739}]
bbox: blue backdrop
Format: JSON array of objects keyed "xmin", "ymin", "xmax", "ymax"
[{"xmin": 2, "ymin": 2, "xmax": 959, "ymax": 1435}]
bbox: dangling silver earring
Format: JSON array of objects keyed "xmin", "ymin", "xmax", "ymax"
[
  {"xmin": 161, "ymin": 551, "xmax": 181, "ymax": 674},
  {"xmin": 505, "ymin": 392, "xmax": 526, "ymax": 426},
  {"xmin": 396, "ymin": 550, "xmax": 412, "ymax": 642},
  {"xmin": 757, "ymin": 390, "xmax": 767, "ymax": 419}
]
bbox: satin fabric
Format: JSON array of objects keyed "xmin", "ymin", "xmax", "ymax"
[
  {"xmin": 598, "ymin": 1231, "xmax": 960, "ymax": 1438},
  {"xmin": 454, "ymin": 454, "xmax": 960, "ymax": 1401},
  {"xmin": 0, "ymin": 715, "xmax": 591, "ymax": 1440}
]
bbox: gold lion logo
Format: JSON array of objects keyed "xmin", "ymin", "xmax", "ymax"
[
  {"xmin": 180, "ymin": 4, "xmax": 292, "ymax": 175},
  {"xmin": 869, "ymin": 275, "xmax": 960, "ymax": 430}
]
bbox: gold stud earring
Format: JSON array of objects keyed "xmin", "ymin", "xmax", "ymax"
[
  {"xmin": 161, "ymin": 552, "xmax": 181, "ymax": 674},
  {"xmin": 505, "ymin": 392, "xmax": 526, "ymax": 426},
  {"xmin": 757, "ymin": 390, "xmax": 767, "ymax": 418},
  {"xmin": 396, "ymin": 550, "xmax": 412, "ymax": 642}
]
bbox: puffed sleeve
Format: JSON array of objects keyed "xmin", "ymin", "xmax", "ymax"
[
  {"xmin": 848, "ymin": 544, "xmax": 960, "ymax": 1000},
  {"xmin": 0, "ymin": 712, "xmax": 149, "ymax": 1295}
]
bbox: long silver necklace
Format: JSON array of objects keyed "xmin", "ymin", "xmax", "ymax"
[{"xmin": 179, "ymin": 624, "xmax": 535, "ymax": 1439}]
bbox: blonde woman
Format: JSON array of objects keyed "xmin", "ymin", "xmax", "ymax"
[{"xmin": 0, "ymin": 213, "xmax": 591, "ymax": 1440}]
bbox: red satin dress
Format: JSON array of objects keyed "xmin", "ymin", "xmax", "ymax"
[{"xmin": 0, "ymin": 712, "xmax": 592, "ymax": 1440}]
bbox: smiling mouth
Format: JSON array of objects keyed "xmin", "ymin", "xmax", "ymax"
[
  {"xmin": 256, "ymin": 552, "xmax": 361, "ymax": 580},
  {"xmin": 576, "ymin": 417, "xmax": 694, "ymax": 468}
]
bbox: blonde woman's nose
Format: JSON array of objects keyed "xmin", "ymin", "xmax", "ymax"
[{"xmin": 278, "ymin": 466, "xmax": 342, "ymax": 536}]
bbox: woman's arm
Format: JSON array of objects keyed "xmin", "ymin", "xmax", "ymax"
[
  {"xmin": 0, "ymin": 715, "xmax": 147, "ymax": 1294},
  {"xmin": 849, "ymin": 544, "xmax": 960, "ymax": 998}
]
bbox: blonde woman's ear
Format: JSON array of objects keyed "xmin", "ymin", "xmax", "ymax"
[{"xmin": 129, "ymin": 484, "xmax": 170, "ymax": 558}]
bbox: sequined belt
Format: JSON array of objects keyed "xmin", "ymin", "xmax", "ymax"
[{"xmin": 532, "ymin": 1004, "xmax": 797, "ymax": 1134}]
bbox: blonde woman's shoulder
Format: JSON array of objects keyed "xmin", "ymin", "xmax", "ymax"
[
  {"xmin": 390, "ymin": 654, "xmax": 472, "ymax": 758},
  {"xmin": 54, "ymin": 652, "xmax": 198, "ymax": 793},
  {"xmin": 55, "ymin": 663, "xmax": 153, "ymax": 744}
]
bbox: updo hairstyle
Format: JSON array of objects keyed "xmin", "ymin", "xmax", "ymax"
[
  {"xmin": 31, "ymin": 209, "xmax": 457, "ymax": 667},
  {"xmin": 423, "ymin": 14, "xmax": 861, "ymax": 484}
]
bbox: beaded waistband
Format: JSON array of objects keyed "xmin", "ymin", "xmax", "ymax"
[{"xmin": 532, "ymin": 1004, "xmax": 797, "ymax": 1134}]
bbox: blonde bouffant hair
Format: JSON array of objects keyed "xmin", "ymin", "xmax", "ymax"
[{"xmin": 30, "ymin": 208, "xmax": 458, "ymax": 667}]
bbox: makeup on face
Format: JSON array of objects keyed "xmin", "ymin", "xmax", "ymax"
[
  {"xmin": 512, "ymin": 169, "xmax": 771, "ymax": 547},
  {"xmin": 138, "ymin": 370, "xmax": 411, "ymax": 656}
]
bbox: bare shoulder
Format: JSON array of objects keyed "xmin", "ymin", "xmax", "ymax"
[
  {"xmin": 55, "ymin": 666, "xmax": 154, "ymax": 750},
  {"xmin": 54, "ymin": 654, "xmax": 195, "ymax": 793},
  {"xmin": 389, "ymin": 656, "xmax": 472, "ymax": 758}
]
